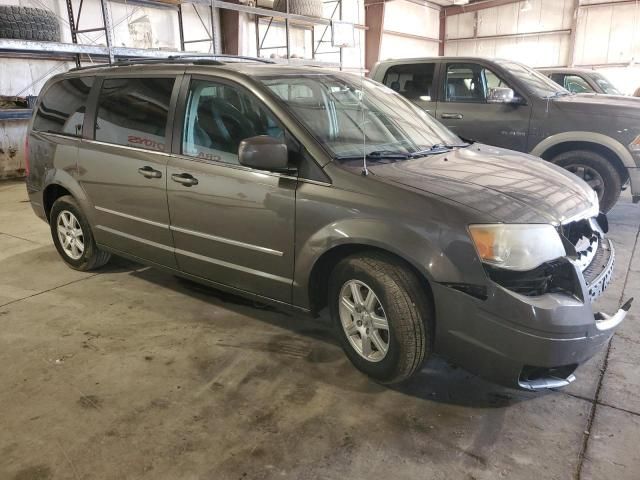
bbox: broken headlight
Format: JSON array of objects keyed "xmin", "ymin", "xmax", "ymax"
[{"xmin": 468, "ymin": 224, "xmax": 566, "ymax": 271}]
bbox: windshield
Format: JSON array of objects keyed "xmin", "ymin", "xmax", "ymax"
[
  {"xmin": 591, "ymin": 72, "xmax": 622, "ymax": 95},
  {"xmin": 496, "ymin": 60, "xmax": 568, "ymax": 97},
  {"xmin": 257, "ymin": 73, "xmax": 462, "ymax": 159}
]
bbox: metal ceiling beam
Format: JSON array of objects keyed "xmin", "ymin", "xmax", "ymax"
[{"xmin": 442, "ymin": 0, "xmax": 523, "ymax": 16}]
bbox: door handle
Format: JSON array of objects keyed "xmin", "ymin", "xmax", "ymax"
[
  {"xmin": 171, "ymin": 173, "xmax": 199, "ymax": 187},
  {"xmin": 138, "ymin": 166, "xmax": 162, "ymax": 179},
  {"xmin": 441, "ymin": 113, "xmax": 464, "ymax": 120}
]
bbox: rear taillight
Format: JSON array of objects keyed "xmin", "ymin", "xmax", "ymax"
[{"xmin": 24, "ymin": 135, "xmax": 30, "ymax": 176}]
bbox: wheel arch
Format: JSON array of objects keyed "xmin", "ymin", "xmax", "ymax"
[
  {"xmin": 306, "ymin": 243, "xmax": 435, "ymax": 316},
  {"xmin": 530, "ymin": 132, "xmax": 632, "ymax": 184},
  {"xmin": 43, "ymin": 184, "xmax": 73, "ymax": 222}
]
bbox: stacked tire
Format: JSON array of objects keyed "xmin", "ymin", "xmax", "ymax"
[{"xmin": 0, "ymin": 6, "xmax": 61, "ymax": 42}]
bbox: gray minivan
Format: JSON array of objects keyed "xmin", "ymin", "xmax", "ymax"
[
  {"xmin": 26, "ymin": 57, "xmax": 630, "ymax": 390},
  {"xmin": 371, "ymin": 57, "xmax": 640, "ymax": 212}
]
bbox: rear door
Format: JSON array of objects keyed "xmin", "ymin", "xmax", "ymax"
[
  {"xmin": 381, "ymin": 62, "xmax": 438, "ymax": 116},
  {"xmin": 78, "ymin": 73, "xmax": 180, "ymax": 267},
  {"xmin": 437, "ymin": 62, "xmax": 532, "ymax": 152},
  {"xmin": 166, "ymin": 75, "xmax": 296, "ymax": 303}
]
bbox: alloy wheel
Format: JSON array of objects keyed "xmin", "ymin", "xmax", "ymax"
[
  {"xmin": 56, "ymin": 210, "xmax": 84, "ymax": 260},
  {"xmin": 338, "ymin": 280, "xmax": 390, "ymax": 362}
]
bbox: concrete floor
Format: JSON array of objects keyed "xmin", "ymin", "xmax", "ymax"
[{"xmin": 0, "ymin": 179, "xmax": 639, "ymax": 480}]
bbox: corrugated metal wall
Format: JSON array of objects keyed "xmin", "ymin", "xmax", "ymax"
[
  {"xmin": 442, "ymin": 0, "xmax": 640, "ymax": 94},
  {"xmin": 444, "ymin": 0, "xmax": 574, "ymax": 67},
  {"xmin": 380, "ymin": 0, "xmax": 440, "ymax": 59}
]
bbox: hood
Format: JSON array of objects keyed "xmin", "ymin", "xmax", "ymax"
[
  {"xmin": 552, "ymin": 93, "xmax": 640, "ymax": 119},
  {"xmin": 367, "ymin": 144, "xmax": 596, "ymax": 224}
]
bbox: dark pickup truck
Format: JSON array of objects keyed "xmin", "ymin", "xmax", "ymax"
[{"xmin": 371, "ymin": 57, "xmax": 640, "ymax": 212}]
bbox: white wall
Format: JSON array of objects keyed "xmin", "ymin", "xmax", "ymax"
[
  {"xmin": 444, "ymin": 0, "xmax": 574, "ymax": 67},
  {"xmin": 379, "ymin": 0, "xmax": 440, "ymax": 60},
  {"xmin": 573, "ymin": 1, "xmax": 640, "ymax": 67},
  {"xmin": 442, "ymin": 0, "xmax": 640, "ymax": 94}
]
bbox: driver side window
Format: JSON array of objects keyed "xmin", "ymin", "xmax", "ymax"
[
  {"xmin": 445, "ymin": 63, "xmax": 518, "ymax": 103},
  {"xmin": 182, "ymin": 79, "xmax": 284, "ymax": 164}
]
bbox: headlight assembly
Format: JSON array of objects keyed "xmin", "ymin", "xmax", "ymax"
[
  {"xmin": 629, "ymin": 134, "xmax": 640, "ymax": 152},
  {"xmin": 468, "ymin": 224, "xmax": 566, "ymax": 271}
]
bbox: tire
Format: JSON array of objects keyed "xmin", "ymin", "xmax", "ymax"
[
  {"xmin": 0, "ymin": 6, "xmax": 61, "ymax": 42},
  {"xmin": 49, "ymin": 195, "xmax": 111, "ymax": 271},
  {"xmin": 273, "ymin": 0, "xmax": 323, "ymax": 18},
  {"xmin": 329, "ymin": 252, "xmax": 433, "ymax": 384},
  {"xmin": 551, "ymin": 150, "xmax": 622, "ymax": 213}
]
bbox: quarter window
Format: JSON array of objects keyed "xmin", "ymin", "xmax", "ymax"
[
  {"xmin": 382, "ymin": 63, "xmax": 435, "ymax": 101},
  {"xmin": 94, "ymin": 77, "xmax": 174, "ymax": 152},
  {"xmin": 182, "ymin": 79, "xmax": 284, "ymax": 164},
  {"xmin": 33, "ymin": 77, "xmax": 94, "ymax": 136}
]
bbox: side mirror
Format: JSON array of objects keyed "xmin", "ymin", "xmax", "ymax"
[
  {"xmin": 238, "ymin": 136, "xmax": 289, "ymax": 172},
  {"xmin": 487, "ymin": 87, "xmax": 517, "ymax": 104}
]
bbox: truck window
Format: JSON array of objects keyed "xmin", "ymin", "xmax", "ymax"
[
  {"xmin": 33, "ymin": 77, "xmax": 94, "ymax": 137},
  {"xmin": 94, "ymin": 77, "xmax": 174, "ymax": 152},
  {"xmin": 445, "ymin": 63, "xmax": 520, "ymax": 103},
  {"xmin": 564, "ymin": 75, "xmax": 595, "ymax": 94},
  {"xmin": 382, "ymin": 63, "xmax": 435, "ymax": 101}
]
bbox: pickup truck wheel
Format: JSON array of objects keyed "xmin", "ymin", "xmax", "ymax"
[
  {"xmin": 329, "ymin": 252, "xmax": 433, "ymax": 384},
  {"xmin": 551, "ymin": 150, "xmax": 622, "ymax": 212},
  {"xmin": 50, "ymin": 195, "xmax": 111, "ymax": 271}
]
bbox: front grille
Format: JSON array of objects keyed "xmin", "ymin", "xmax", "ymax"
[
  {"xmin": 583, "ymin": 238, "xmax": 612, "ymax": 284},
  {"xmin": 561, "ymin": 215, "xmax": 607, "ymax": 273}
]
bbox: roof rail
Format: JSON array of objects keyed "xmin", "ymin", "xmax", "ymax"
[
  {"xmin": 69, "ymin": 54, "xmax": 274, "ymax": 72},
  {"xmin": 168, "ymin": 54, "xmax": 275, "ymax": 64}
]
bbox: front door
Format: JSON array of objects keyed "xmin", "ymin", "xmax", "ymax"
[
  {"xmin": 167, "ymin": 77, "xmax": 296, "ymax": 303},
  {"xmin": 437, "ymin": 62, "xmax": 531, "ymax": 152},
  {"xmin": 78, "ymin": 76, "xmax": 178, "ymax": 267}
]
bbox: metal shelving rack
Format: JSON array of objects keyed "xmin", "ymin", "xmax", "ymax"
[{"xmin": 0, "ymin": 0, "xmax": 353, "ymax": 69}]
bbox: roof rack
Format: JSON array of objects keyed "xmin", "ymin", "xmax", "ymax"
[
  {"xmin": 69, "ymin": 54, "xmax": 274, "ymax": 72},
  {"xmin": 168, "ymin": 54, "xmax": 275, "ymax": 64}
]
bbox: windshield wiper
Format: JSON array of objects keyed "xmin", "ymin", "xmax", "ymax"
[
  {"xmin": 409, "ymin": 142, "xmax": 470, "ymax": 158},
  {"xmin": 335, "ymin": 144, "xmax": 470, "ymax": 162},
  {"xmin": 334, "ymin": 150, "xmax": 412, "ymax": 161}
]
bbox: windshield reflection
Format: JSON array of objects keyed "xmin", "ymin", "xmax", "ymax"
[{"xmin": 258, "ymin": 73, "xmax": 461, "ymax": 160}]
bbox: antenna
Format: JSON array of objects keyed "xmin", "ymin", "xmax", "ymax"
[{"xmin": 357, "ymin": 3, "xmax": 368, "ymax": 176}]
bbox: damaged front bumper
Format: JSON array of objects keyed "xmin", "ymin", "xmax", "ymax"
[{"xmin": 434, "ymin": 227, "xmax": 631, "ymax": 391}]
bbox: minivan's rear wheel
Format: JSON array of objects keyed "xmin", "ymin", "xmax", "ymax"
[
  {"xmin": 329, "ymin": 252, "xmax": 433, "ymax": 384},
  {"xmin": 551, "ymin": 150, "xmax": 622, "ymax": 212},
  {"xmin": 50, "ymin": 195, "xmax": 111, "ymax": 271}
]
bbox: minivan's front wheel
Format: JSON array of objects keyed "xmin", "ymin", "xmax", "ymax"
[
  {"xmin": 552, "ymin": 150, "xmax": 622, "ymax": 212},
  {"xmin": 50, "ymin": 195, "xmax": 111, "ymax": 271},
  {"xmin": 329, "ymin": 253, "xmax": 433, "ymax": 384}
]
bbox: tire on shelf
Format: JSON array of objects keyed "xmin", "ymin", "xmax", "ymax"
[
  {"xmin": 273, "ymin": 0, "xmax": 324, "ymax": 18},
  {"xmin": 0, "ymin": 6, "xmax": 61, "ymax": 42}
]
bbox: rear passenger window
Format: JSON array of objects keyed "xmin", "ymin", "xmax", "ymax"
[
  {"xmin": 33, "ymin": 77, "xmax": 94, "ymax": 136},
  {"xmin": 382, "ymin": 63, "xmax": 435, "ymax": 101},
  {"xmin": 95, "ymin": 77, "xmax": 174, "ymax": 152},
  {"xmin": 182, "ymin": 79, "xmax": 283, "ymax": 164}
]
